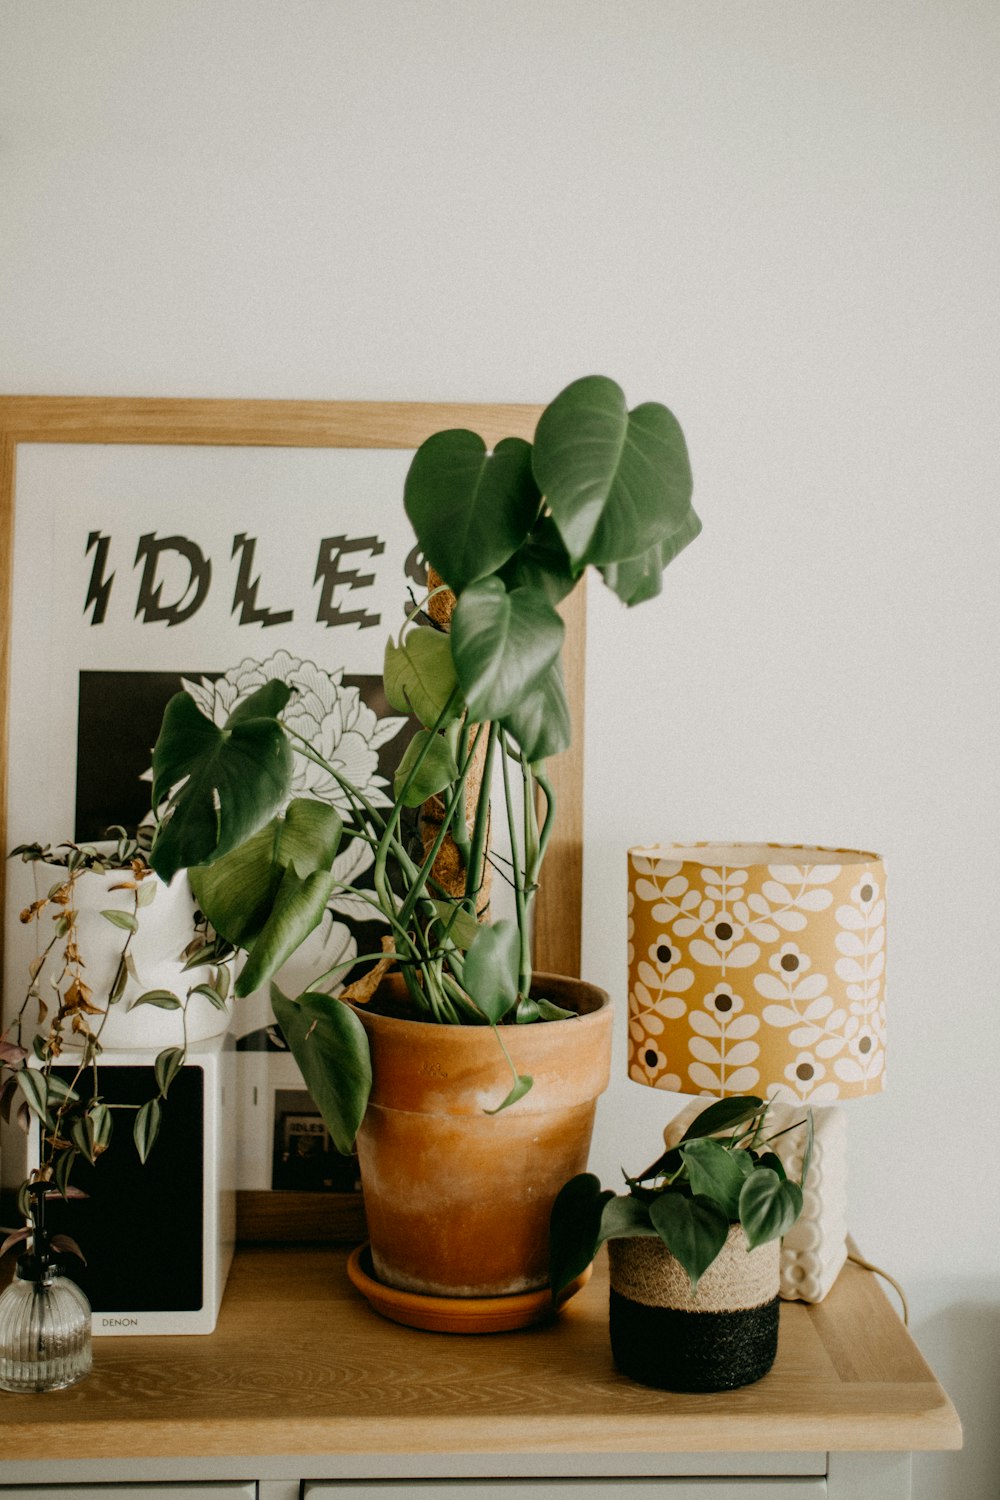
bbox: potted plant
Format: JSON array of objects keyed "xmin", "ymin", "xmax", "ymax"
[
  {"xmin": 0, "ymin": 1181, "xmax": 92, "ymax": 1393},
  {"xmin": 146, "ymin": 374, "xmax": 701, "ymax": 1316},
  {"xmin": 550, "ymin": 1095, "xmax": 812, "ymax": 1389},
  {"xmin": 1, "ymin": 829, "xmax": 232, "ymax": 1207}
]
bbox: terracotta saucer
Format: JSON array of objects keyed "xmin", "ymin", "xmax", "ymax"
[{"xmin": 345, "ymin": 1244, "xmax": 591, "ymax": 1334}]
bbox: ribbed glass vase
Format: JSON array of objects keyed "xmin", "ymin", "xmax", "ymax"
[{"xmin": 0, "ymin": 1263, "xmax": 92, "ymax": 1393}]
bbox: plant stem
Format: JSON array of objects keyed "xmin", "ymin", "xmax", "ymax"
[
  {"xmin": 464, "ymin": 721, "xmax": 499, "ymax": 916},
  {"xmin": 499, "ymin": 733, "xmax": 530, "ymax": 997},
  {"xmin": 396, "ymin": 717, "xmax": 485, "ymax": 929}
]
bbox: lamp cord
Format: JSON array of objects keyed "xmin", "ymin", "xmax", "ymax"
[{"xmin": 848, "ymin": 1252, "xmax": 910, "ymax": 1326}]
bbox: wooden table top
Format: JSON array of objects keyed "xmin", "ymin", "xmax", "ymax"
[{"xmin": 0, "ymin": 1245, "xmax": 961, "ymax": 1463}]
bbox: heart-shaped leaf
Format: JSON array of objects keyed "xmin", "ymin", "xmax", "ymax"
[
  {"xmin": 500, "ymin": 655, "xmax": 570, "ymax": 765},
  {"xmin": 270, "ymin": 986, "xmax": 371, "ymax": 1154},
  {"xmin": 679, "ymin": 1095, "xmax": 763, "ymax": 1142},
  {"xmin": 428, "ymin": 900, "xmax": 480, "ymax": 951},
  {"xmin": 384, "ymin": 626, "xmax": 461, "ymax": 728},
  {"xmin": 599, "ymin": 507, "xmax": 702, "ymax": 606},
  {"xmin": 451, "ymin": 578, "xmax": 564, "ymax": 722},
  {"xmin": 404, "ymin": 431, "xmax": 540, "ymax": 592},
  {"xmin": 600, "ymin": 1192, "xmax": 661, "ymax": 1244},
  {"xmin": 462, "ymin": 918, "xmax": 520, "ymax": 1023},
  {"xmin": 549, "ymin": 1173, "xmax": 616, "ymax": 1298},
  {"xmin": 533, "ymin": 375, "xmax": 695, "ymax": 569},
  {"xmin": 393, "ymin": 729, "xmax": 460, "ymax": 807},
  {"xmin": 191, "ymin": 798, "xmax": 342, "ymax": 948},
  {"xmin": 739, "ymin": 1168, "xmax": 804, "ymax": 1250},
  {"xmin": 151, "ymin": 685, "xmax": 294, "ymax": 883},
  {"xmin": 680, "ymin": 1137, "xmax": 747, "ymax": 1221},
  {"xmin": 499, "ymin": 514, "xmax": 580, "ymax": 605},
  {"xmin": 649, "ymin": 1190, "xmax": 730, "ymax": 1291},
  {"xmin": 235, "ymin": 865, "xmax": 337, "ymax": 998}
]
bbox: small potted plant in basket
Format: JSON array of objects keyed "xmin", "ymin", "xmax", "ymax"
[
  {"xmin": 146, "ymin": 374, "xmax": 701, "ymax": 1323},
  {"xmin": 550, "ymin": 1095, "xmax": 812, "ymax": 1390}
]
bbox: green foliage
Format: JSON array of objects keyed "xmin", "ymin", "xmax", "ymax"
[
  {"xmin": 462, "ymin": 919, "xmax": 520, "ymax": 1024},
  {"xmin": 1, "ymin": 845, "xmax": 229, "ymax": 1224},
  {"xmin": 189, "ymin": 797, "xmax": 343, "ymax": 996},
  {"xmin": 142, "ymin": 376, "xmax": 700, "ymax": 1141},
  {"xmin": 450, "ymin": 578, "xmax": 565, "ymax": 722},
  {"xmin": 404, "ymin": 431, "xmax": 539, "ymax": 591},
  {"xmin": 150, "ymin": 681, "xmax": 295, "ymax": 883},
  {"xmin": 550, "ymin": 1097, "xmax": 811, "ymax": 1297},
  {"xmin": 270, "ymin": 986, "xmax": 372, "ymax": 1155},
  {"xmin": 393, "ymin": 729, "xmax": 461, "ymax": 807},
  {"xmin": 384, "ymin": 625, "xmax": 461, "ymax": 727},
  {"xmin": 532, "ymin": 374, "xmax": 696, "ymax": 576}
]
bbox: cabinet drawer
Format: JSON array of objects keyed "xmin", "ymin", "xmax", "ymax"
[
  {"xmin": 0, "ymin": 1485, "xmax": 256, "ymax": 1499},
  {"xmin": 305, "ymin": 1482, "xmax": 826, "ymax": 1498}
]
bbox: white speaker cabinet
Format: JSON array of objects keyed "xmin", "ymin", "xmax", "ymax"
[{"xmin": 28, "ymin": 1035, "xmax": 236, "ymax": 1336}]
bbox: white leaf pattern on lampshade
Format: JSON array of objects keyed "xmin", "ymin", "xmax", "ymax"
[{"xmin": 627, "ymin": 843, "xmax": 886, "ymax": 1102}]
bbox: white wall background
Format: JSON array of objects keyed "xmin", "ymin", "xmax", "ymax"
[{"xmin": 1, "ymin": 2, "xmax": 997, "ymax": 1494}]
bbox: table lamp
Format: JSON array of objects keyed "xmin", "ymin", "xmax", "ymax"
[{"xmin": 627, "ymin": 842, "xmax": 886, "ymax": 1302}]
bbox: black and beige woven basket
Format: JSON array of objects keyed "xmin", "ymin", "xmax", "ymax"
[{"xmin": 608, "ymin": 1225, "xmax": 780, "ymax": 1392}]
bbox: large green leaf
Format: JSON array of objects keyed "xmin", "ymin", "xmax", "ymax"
[
  {"xmin": 499, "ymin": 514, "xmax": 579, "ymax": 605},
  {"xmin": 532, "ymin": 375, "xmax": 694, "ymax": 570},
  {"xmin": 273, "ymin": 798, "xmax": 344, "ymax": 879},
  {"xmin": 600, "ymin": 1193, "xmax": 661, "ymax": 1243},
  {"xmin": 599, "ymin": 507, "xmax": 703, "ymax": 606},
  {"xmin": 499, "ymin": 655, "xmax": 570, "ymax": 765},
  {"xmin": 191, "ymin": 798, "xmax": 342, "ymax": 947},
  {"xmin": 679, "ymin": 1095, "xmax": 764, "ymax": 1142},
  {"xmin": 739, "ymin": 1168, "xmax": 803, "ymax": 1250},
  {"xmin": 451, "ymin": 578, "xmax": 564, "ymax": 722},
  {"xmin": 384, "ymin": 626, "xmax": 461, "ymax": 728},
  {"xmin": 462, "ymin": 918, "xmax": 520, "ymax": 1023},
  {"xmin": 150, "ymin": 685, "xmax": 294, "ymax": 883},
  {"xmin": 270, "ymin": 986, "xmax": 371, "ymax": 1154},
  {"xmin": 680, "ymin": 1137, "xmax": 747, "ymax": 1221},
  {"xmin": 404, "ymin": 431, "xmax": 540, "ymax": 592},
  {"xmin": 393, "ymin": 729, "xmax": 460, "ymax": 807},
  {"xmin": 549, "ymin": 1173, "xmax": 616, "ymax": 1298},
  {"xmin": 235, "ymin": 865, "xmax": 337, "ymax": 998},
  {"xmin": 649, "ymin": 1191, "xmax": 730, "ymax": 1292}
]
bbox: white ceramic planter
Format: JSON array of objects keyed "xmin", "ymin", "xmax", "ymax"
[{"xmin": 31, "ymin": 861, "xmax": 233, "ymax": 1052}]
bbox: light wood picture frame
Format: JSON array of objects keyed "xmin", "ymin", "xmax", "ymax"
[{"xmin": 0, "ymin": 396, "xmax": 586, "ymax": 1242}]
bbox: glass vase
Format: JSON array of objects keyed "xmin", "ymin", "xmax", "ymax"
[{"xmin": 0, "ymin": 1262, "xmax": 92, "ymax": 1393}]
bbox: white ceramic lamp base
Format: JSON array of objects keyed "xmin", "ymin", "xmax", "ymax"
[{"xmin": 770, "ymin": 1103, "xmax": 848, "ymax": 1303}]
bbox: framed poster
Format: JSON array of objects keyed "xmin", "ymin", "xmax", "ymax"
[{"xmin": 0, "ymin": 397, "xmax": 586, "ymax": 1241}]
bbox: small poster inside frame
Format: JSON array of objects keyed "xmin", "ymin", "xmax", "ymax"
[{"xmin": 0, "ymin": 397, "xmax": 585, "ymax": 1242}]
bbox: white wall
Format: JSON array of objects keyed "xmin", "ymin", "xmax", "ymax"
[{"xmin": 2, "ymin": 2, "xmax": 997, "ymax": 1494}]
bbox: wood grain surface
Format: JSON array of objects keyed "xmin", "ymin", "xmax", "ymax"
[{"xmin": 0, "ymin": 1247, "xmax": 961, "ymax": 1463}]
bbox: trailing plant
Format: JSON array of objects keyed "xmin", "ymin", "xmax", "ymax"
[
  {"xmin": 550, "ymin": 1095, "xmax": 812, "ymax": 1296},
  {"xmin": 1, "ymin": 836, "xmax": 231, "ymax": 1211},
  {"xmin": 0, "ymin": 1180, "xmax": 86, "ymax": 1278},
  {"xmin": 147, "ymin": 375, "xmax": 701, "ymax": 1147}
]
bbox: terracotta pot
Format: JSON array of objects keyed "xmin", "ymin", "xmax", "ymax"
[
  {"xmin": 352, "ymin": 972, "xmax": 612, "ymax": 1299},
  {"xmin": 608, "ymin": 1226, "xmax": 780, "ymax": 1391}
]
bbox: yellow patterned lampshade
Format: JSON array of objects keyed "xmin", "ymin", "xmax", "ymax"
[{"xmin": 627, "ymin": 843, "xmax": 886, "ymax": 1103}]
